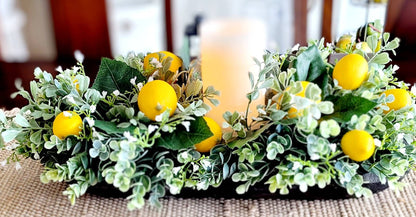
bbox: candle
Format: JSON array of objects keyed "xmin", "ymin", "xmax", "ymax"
[{"xmin": 200, "ymin": 18, "xmax": 267, "ymax": 127}]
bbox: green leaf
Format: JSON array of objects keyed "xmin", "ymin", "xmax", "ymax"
[
  {"xmin": 324, "ymin": 94, "xmax": 377, "ymax": 123},
  {"xmin": 29, "ymin": 130, "xmax": 43, "ymax": 145},
  {"xmin": 294, "ymin": 45, "xmax": 327, "ymax": 81},
  {"xmin": 92, "ymin": 58, "xmax": 146, "ymax": 93},
  {"xmin": 81, "ymin": 154, "xmax": 89, "ymax": 169},
  {"xmin": 0, "ymin": 135, "xmax": 4, "ymax": 148},
  {"xmin": 384, "ymin": 39, "xmax": 400, "ymax": 51},
  {"xmin": 14, "ymin": 114, "xmax": 30, "ymax": 127},
  {"xmin": 0, "ymin": 110, "xmax": 6, "ymax": 124},
  {"xmin": 155, "ymin": 116, "xmax": 213, "ymax": 150},
  {"xmin": 370, "ymin": 52, "xmax": 390, "ymax": 65},
  {"xmin": 367, "ymin": 35, "xmax": 378, "ymax": 51},
  {"xmin": 228, "ymin": 123, "xmax": 273, "ymax": 149},
  {"xmin": 293, "ymin": 45, "xmax": 330, "ymax": 96},
  {"xmin": 236, "ymin": 184, "xmax": 247, "ymax": 194},
  {"xmin": 94, "ymin": 120, "xmax": 136, "ymax": 135},
  {"xmin": 383, "ymin": 32, "xmax": 390, "ymax": 43},
  {"xmin": 72, "ymin": 142, "xmax": 82, "ymax": 155},
  {"xmin": 2, "ymin": 129, "xmax": 22, "ymax": 143},
  {"xmin": 89, "ymin": 148, "xmax": 100, "ymax": 158}
]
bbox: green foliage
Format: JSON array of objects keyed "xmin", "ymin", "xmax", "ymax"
[
  {"xmin": 155, "ymin": 116, "xmax": 213, "ymax": 150},
  {"xmin": 94, "ymin": 120, "xmax": 136, "ymax": 135},
  {"xmin": 0, "ymin": 52, "xmax": 221, "ymax": 211},
  {"xmin": 92, "ymin": 58, "xmax": 146, "ymax": 94},
  {"xmin": 324, "ymin": 94, "xmax": 378, "ymax": 122},
  {"xmin": 293, "ymin": 45, "xmax": 330, "ymax": 95},
  {"xmin": 222, "ymin": 21, "xmax": 416, "ymax": 200}
]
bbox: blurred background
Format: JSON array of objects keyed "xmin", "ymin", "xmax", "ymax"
[{"xmin": 0, "ymin": 0, "xmax": 414, "ymax": 109}]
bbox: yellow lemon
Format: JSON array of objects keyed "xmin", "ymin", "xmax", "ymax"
[
  {"xmin": 341, "ymin": 129, "xmax": 375, "ymax": 162},
  {"xmin": 137, "ymin": 80, "xmax": 178, "ymax": 121},
  {"xmin": 336, "ymin": 35, "xmax": 353, "ymax": 50},
  {"xmin": 52, "ymin": 111, "xmax": 83, "ymax": 140},
  {"xmin": 195, "ymin": 117, "xmax": 222, "ymax": 153},
  {"xmin": 382, "ymin": 88, "xmax": 412, "ymax": 113},
  {"xmin": 143, "ymin": 51, "xmax": 182, "ymax": 73},
  {"xmin": 332, "ymin": 54, "xmax": 368, "ymax": 90}
]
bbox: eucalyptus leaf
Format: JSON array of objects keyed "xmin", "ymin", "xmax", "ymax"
[
  {"xmin": 117, "ymin": 122, "xmax": 132, "ymax": 129},
  {"xmin": 31, "ymin": 111, "xmax": 42, "ymax": 119},
  {"xmin": 99, "ymin": 152, "xmax": 109, "ymax": 161},
  {"xmin": 228, "ymin": 123, "xmax": 273, "ymax": 149},
  {"xmin": 30, "ymin": 81, "xmax": 39, "ymax": 101},
  {"xmin": 92, "ymin": 58, "xmax": 146, "ymax": 93},
  {"xmin": 89, "ymin": 148, "xmax": 100, "ymax": 158},
  {"xmin": 155, "ymin": 116, "xmax": 212, "ymax": 150},
  {"xmin": 367, "ymin": 35, "xmax": 378, "ymax": 51},
  {"xmin": 223, "ymin": 163, "xmax": 230, "ymax": 180},
  {"xmin": 42, "ymin": 113, "xmax": 55, "ymax": 121},
  {"xmin": 249, "ymin": 71, "xmax": 255, "ymax": 88},
  {"xmin": 0, "ymin": 135, "xmax": 4, "ymax": 148},
  {"xmin": 207, "ymin": 98, "xmax": 220, "ymax": 107},
  {"xmin": 2, "ymin": 129, "xmax": 22, "ymax": 143},
  {"xmin": 270, "ymin": 110, "xmax": 287, "ymax": 122},
  {"xmin": 72, "ymin": 142, "xmax": 82, "ymax": 155},
  {"xmin": 0, "ymin": 110, "xmax": 6, "ymax": 124},
  {"xmin": 247, "ymin": 90, "xmax": 259, "ymax": 101},
  {"xmin": 383, "ymin": 32, "xmax": 390, "ymax": 43},
  {"xmin": 14, "ymin": 114, "xmax": 30, "ymax": 127},
  {"xmin": 29, "ymin": 130, "xmax": 43, "ymax": 145},
  {"xmin": 236, "ymin": 184, "xmax": 247, "ymax": 194},
  {"xmin": 81, "ymin": 154, "xmax": 89, "ymax": 169},
  {"xmin": 384, "ymin": 39, "xmax": 400, "ymax": 51},
  {"xmin": 370, "ymin": 52, "xmax": 390, "ymax": 65},
  {"xmin": 266, "ymin": 141, "xmax": 284, "ymax": 160}
]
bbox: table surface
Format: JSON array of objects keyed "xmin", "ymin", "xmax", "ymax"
[{"xmin": 1, "ymin": 149, "xmax": 416, "ymax": 217}]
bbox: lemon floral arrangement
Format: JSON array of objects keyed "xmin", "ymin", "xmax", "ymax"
[
  {"xmin": 1, "ymin": 21, "xmax": 416, "ymax": 210},
  {"xmin": 0, "ymin": 51, "xmax": 224, "ymax": 210},
  {"xmin": 223, "ymin": 21, "xmax": 416, "ymax": 197}
]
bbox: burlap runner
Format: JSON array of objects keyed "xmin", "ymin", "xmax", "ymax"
[{"xmin": 1, "ymin": 150, "xmax": 416, "ymax": 216}]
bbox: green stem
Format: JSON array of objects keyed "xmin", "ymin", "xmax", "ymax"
[{"xmin": 244, "ymin": 98, "xmax": 253, "ymax": 130}]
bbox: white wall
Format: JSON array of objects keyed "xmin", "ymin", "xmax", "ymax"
[
  {"xmin": 332, "ymin": 0, "xmax": 387, "ymax": 40},
  {"xmin": 172, "ymin": 0, "xmax": 295, "ymax": 54},
  {"xmin": 106, "ymin": 0, "xmax": 165, "ymax": 56},
  {"xmin": 0, "ymin": 0, "xmax": 56, "ymax": 62},
  {"xmin": 307, "ymin": 0, "xmax": 323, "ymax": 41},
  {"xmin": 19, "ymin": 0, "xmax": 56, "ymax": 61}
]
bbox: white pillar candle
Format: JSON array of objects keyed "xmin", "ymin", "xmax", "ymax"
[{"xmin": 200, "ymin": 18, "xmax": 267, "ymax": 127}]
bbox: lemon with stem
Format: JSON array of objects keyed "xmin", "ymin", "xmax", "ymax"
[
  {"xmin": 333, "ymin": 54, "xmax": 368, "ymax": 90},
  {"xmin": 53, "ymin": 111, "xmax": 83, "ymax": 140},
  {"xmin": 138, "ymin": 80, "xmax": 178, "ymax": 121},
  {"xmin": 341, "ymin": 129, "xmax": 375, "ymax": 162}
]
